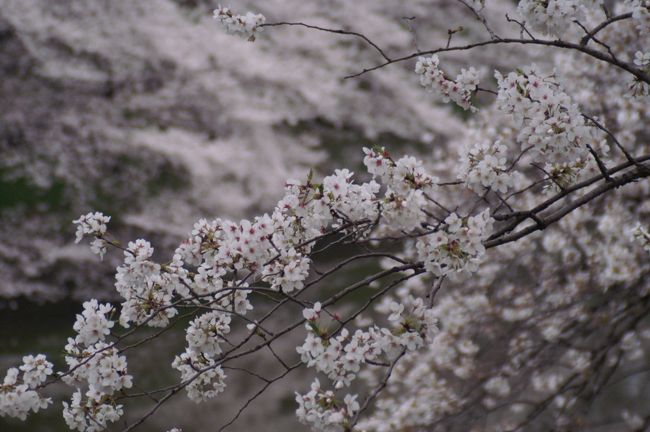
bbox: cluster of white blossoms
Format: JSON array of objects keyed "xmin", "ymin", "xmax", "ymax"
[
  {"xmin": 3, "ymin": 271, "xmax": 130, "ymax": 429},
  {"xmin": 416, "ymin": 210, "xmax": 493, "ymax": 277},
  {"xmin": 171, "ymin": 351, "xmax": 227, "ymax": 403},
  {"xmin": 72, "ymin": 300, "xmax": 114, "ymax": 346},
  {"xmin": 19, "ymin": 355, "xmax": 53, "ymax": 388},
  {"xmin": 294, "ymin": 295, "xmax": 441, "ymax": 430},
  {"xmin": 186, "ymin": 311, "xmax": 232, "ymax": 357},
  {"xmin": 212, "ymin": 6, "xmax": 266, "ymax": 41},
  {"xmin": 61, "ymin": 340, "xmax": 132, "ymax": 430},
  {"xmin": 61, "ymin": 297, "xmax": 132, "ymax": 431},
  {"xmin": 415, "ymin": 55, "xmax": 480, "ymax": 111},
  {"xmin": 321, "ymin": 169, "xmax": 381, "ymax": 226},
  {"xmin": 169, "ymin": 168, "xmax": 379, "ymax": 302},
  {"xmin": 381, "ymin": 295, "xmax": 441, "ymax": 353},
  {"xmin": 62, "ymin": 390, "xmax": 123, "ymax": 432},
  {"xmin": 73, "ymin": 212, "xmax": 110, "ymax": 243},
  {"xmin": 363, "ymin": 147, "xmax": 439, "ymax": 231},
  {"xmin": 295, "ymin": 379, "xmax": 360, "ymax": 432},
  {"xmin": 61, "ymin": 342, "xmax": 131, "ymax": 430},
  {"xmin": 170, "ymin": 310, "xmax": 232, "ymax": 402},
  {"xmin": 73, "ymin": 212, "xmax": 111, "ymax": 259},
  {"xmin": 495, "ymin": 65, "xmax": 603, "ymax": 163},
  {"xmin": 262, "ymin": 247, "xmax": 311, "ymax": 292},
  {"xmin": 115, "ymin": 239, "xmax": 180, "ymax": 328},
  {"xmin": 297, "ymin": 326, "xmax": 379, "ymax": 389},
  {"xmin": 356, "ymin": 292, "xmax": 488, "ymax": 431},
  {"xmin": 297, "ymin": 297, "xmax": 438, "ymax": 388},
  {"xmin": 517, "ymin": 0, "xmax": 602, "ymax": 36},
  {"xmin": 457, "ymin": 139, "xmax": 512, "ymax": 193},
  {"xmin": 0, "ymin": 355, "xmax": 52, "ymax": 420}
]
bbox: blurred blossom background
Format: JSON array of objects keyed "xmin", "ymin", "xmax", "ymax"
[{"xmin": 0, "ymin": 0, "xmax": 540, "ymax": 430}]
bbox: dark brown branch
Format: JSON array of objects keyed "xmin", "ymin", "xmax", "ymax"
[
  {"xmin": 349, "ymin": 348, "xmax": 407, "ymax": 428},
  {"xmin": 342, "ymin": 38, "xmax": 650, "ymax": 85},
  {"xmin": 486, "ymin": 163, "xmax": 650, "ymax": 248},
  {"xmin": 586, "ymin": 144, "xmax": 612, "ymax": 182},
  {"xmin": 261, "ymin": 22, "xmax": 391, "ymax": 62},
  {"xmin": 455, "ymin": 0, "xmax": 499, "ymax": 40},
  {"xmin": 488, "ymin": 154, "xmax": 650, "ymax": 240},
  {"xmin": 217, "ymin": 364, "xmax": 300, "ymax": 431},
  {"xmin": 579, "ymin": 12, "xmax": 633, "ymax": 46}
]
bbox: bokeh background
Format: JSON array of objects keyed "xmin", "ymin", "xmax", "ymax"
[{"xmin": 0, "ymin": 1, "xmax": 527, "ymax": 430}]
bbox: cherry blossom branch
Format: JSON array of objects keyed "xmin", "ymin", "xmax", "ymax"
[
  {"xmin": 217, "ymin": 362, "xmax": 301, "ymax": 431},
  {"xmin": 486, "ymin": 162, "xmax": 650, "ymax": 248},
  {"xmin": 454, "ymin": 0, "xmax": 499, "ymax": 40},
  {"xmin": 260, "ymin": 22, "xmax": 391, "ymax": 61},
  {"xmin": 343, "ymin": 38, "xmax": 650, "ymax": 84},
  {"xmin": 348, "ymin": 348, "xmax": 407, "ymax": 428},
  {"xmin": 579, "ymin": 12, "xmax": 633, "ymax": 46},
  {"xmin": 488, "ymin": 155, "xmax": 650, "ymax": 242}
]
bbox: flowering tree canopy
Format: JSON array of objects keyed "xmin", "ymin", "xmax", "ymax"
[{"xmin": 2, "ymin": 1, "xmax": 650, "ymax": 431}]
